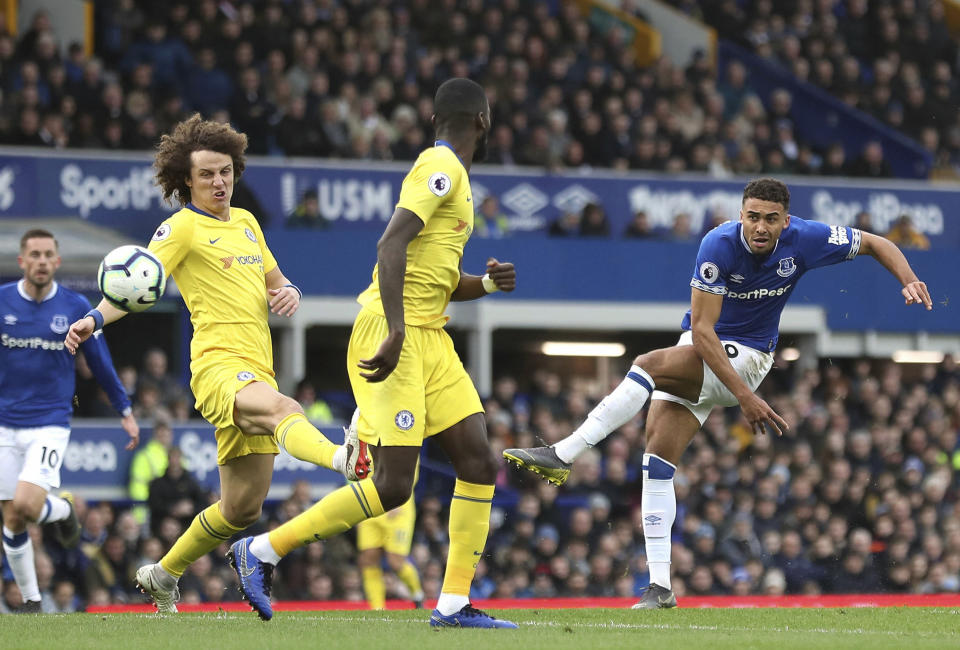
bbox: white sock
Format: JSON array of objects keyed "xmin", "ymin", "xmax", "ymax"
[
  {"xmin": 249, "ymin": 534, "xmax": 282, "ymax": 565},
  {"xmin": 153, "ymin": 563, "xmax": 178, "ymax": 587},
  {"xmin": 641, "ymin": 453, "xmax": 677, "ymax": 590},
  {"xmin": 37, "ymin": 495, "xmax": 71, "ymax": 524},
  {"xmin": 553, "ymin": 366, "xmax": 654, "ymax": 463},
  {"xmin": 3, "ymin": 525, "xmax": 40, "ymax": 602},
  {"xmin": 436, "ymin": 592, "xmax": 470, "ymax": 616},
  {"xmin": 332, "ymin": 446, "xmax": 347, "ymax": 475}
]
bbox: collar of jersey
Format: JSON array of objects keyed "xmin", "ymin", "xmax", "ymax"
[
  {"xmin": 738, "ymin": 223, "xmax": 779, "ymax": 257},
  {"xmin": 434, "ymin": 140, "xmax": 465, "ymax": 166},
  {"xmin": 18, "ymin": 278, "xmax": 58, "ymax": 303},
  {"xmin": 187, "ymin": 202, "xmax": 229, "ymax": 221}
]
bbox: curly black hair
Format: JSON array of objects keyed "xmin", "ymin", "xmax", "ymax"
[{"xmin": 154, "ymin": 114, "xmax": 247, "ymax": 205}]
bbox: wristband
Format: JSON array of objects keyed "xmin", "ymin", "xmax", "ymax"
[
  {"xmin": 481, "ymin": 273, "xmax": 499, "ymax": 294},
  {"xmin": 121, "ymin": 406, "xmax": 133, "ymax": 417},
  {"xmin": 284, "ymin": 283, "xmax": 302, "ymax": 299},
  {"xmin": 85, "ymin": 308, "xmax": 104, "ymax": 331}
]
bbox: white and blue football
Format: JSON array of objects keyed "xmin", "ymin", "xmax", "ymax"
[{"xmin": 97, "ymin": 245, "xmax": 166, "ymax": 313}]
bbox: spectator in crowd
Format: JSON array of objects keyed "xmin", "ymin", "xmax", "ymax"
[
  {"xmin": 146, "ymin": 446, "xmax": 209, "ymax": 538},
  {"xmin": 548, "ymin": 211, "xmax": 580, "ymax": 238},
  {"xmin": 475, "ymin": 195, "xmax": 510, "ymax": 238},
  {"xmin": 885, "ymin": 215, "xmax": 931, "ymax": 250},
  {"xmin": 286, "ymin": 189, "xmax": 330, "ymax": 229},
  {"xmin": 623, "ymin": 210, "xmax": 656, "ymax": 239},
  {"xmin": 136, "ymin": 348, "xmax": 186, "ymax": 408},
  {"xmin": 667, "ymin": 212, "xmax": 695, "ymax": 241},
  {"xmin": 847, "ymin": 141, "xmax": 893, "ymax": 178},
  {"xmin": 4, "ymin": 1, "xmax": 954, "ymax": 179},
  {"xmin": 854, "ymin": 211, "xmax": 874, "ymax": 234},
  {"xmin": 293, "ymin": 379, "xmax": 335, "ymax": 425},
  {"xmin": 128, "ymin": 419, "xmax": 174, "ymax": 526},
  {"xmin": 578, "ymin": 203, "xmax": 610, "ymax": 237}
]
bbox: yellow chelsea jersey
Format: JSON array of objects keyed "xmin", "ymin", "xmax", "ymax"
[
  {"xmin": 148, "ymin": 204, "xmax": 277, "ymax": 368},
  {"xmin": 357, "ymin": 143, "xmax": 473, "ymax": 328}
]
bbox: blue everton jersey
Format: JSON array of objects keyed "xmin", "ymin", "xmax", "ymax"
[
  {"xmin": 0, "ymin": 280, "xmax": 131, "ymax": 428},
  {"xmin": 681, "ymin": 217, "xmax": 861, "ymax": 351}
]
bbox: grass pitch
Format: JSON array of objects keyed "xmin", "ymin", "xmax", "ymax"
[{"xmin": 3, "ymin": 607, "xmax": 958, "ymax": 650}]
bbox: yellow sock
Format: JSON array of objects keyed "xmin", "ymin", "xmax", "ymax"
[
  {"xmin": 160, "ymin": 502, "xmax": 244, "ymax": 578},
  {"xmin": 396, "ymin": 559, "xmax": 423, "ymax": 598},
  {"xmin": 362, "ymin": 566, "xmax": 386, "ymax": 609},
  {"xmin": 268, "ymin": 479, "xmax": 383, "ymax": 556},
  {"xmin": 275, "ymin": 412, "xmax": 338, "ymax": 469},
  {"xmin": 441, "ymin": 480, "xmax": 494, "ymax": 596}
]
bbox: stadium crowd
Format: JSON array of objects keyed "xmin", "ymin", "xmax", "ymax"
[
  {"xmin": 0, "ymin": 0, "xmax": 956, "ymax": 179},
  {"xmin": 3, "ymin": 350, "xmax": 959, "ymax": 612}
]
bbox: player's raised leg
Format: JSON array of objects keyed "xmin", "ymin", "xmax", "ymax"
[
  {"xmin": 429, "ymin": 414, "xmax": 517, "ymax": 629},
  {"xmin": 234, "ymin": 381, "xmax": 370, "ymax": 480},
  {"xmin": 504, "ymin": 345, "xmax": 703, "ymax": 484},
  {"xmin": 228, "ymin": 447, "xmax": 416, "ymax": 619}
]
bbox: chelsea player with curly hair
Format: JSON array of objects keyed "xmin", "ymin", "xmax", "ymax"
[{"xmin": 65, "ymin": 115, "xmax": 370, "ymax": 613}]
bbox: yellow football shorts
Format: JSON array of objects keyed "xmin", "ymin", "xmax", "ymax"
[
  {"xmin": 190, "ymin": 352, "xmax": 280, "ymax": 464},
  {"xmin": 347, "ymin": 308, "xmax": 483, "ymax": 446},
  {"xmin": 356, "ymin": 495, "xmax": 416, "ymax": 555}
]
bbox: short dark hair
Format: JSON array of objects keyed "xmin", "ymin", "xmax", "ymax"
[
  {"xmin": 742, "ymin": 178, "xmax": 790, "ymax": 212},
  {"xmin": 433, "ymin": 78, "xmax": 487, "ymax": 132},
  {"xmin": 20, "ymin": 228, "xmax": 57, "ymax": 251}
]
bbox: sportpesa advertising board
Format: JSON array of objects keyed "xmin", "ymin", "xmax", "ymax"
[
  {"xmin": 65, "ymin": 421, "xmax": 345, "ymax": 499},
  {"xmin": 0, "ymin": 149, "xmax": 955, "ymax": 247}
]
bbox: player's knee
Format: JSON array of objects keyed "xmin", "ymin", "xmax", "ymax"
[
  {"xmin": 634, "ymin": 349, "xmax": 667, "ymax": 378},
  {"xmin": 357, "ymin": 549, "xmax": 379, "ymax": 568},
  {"xmin": 456, "ymin": 447, "xmax": 498, "ymax": 485},
  {"xmin": 373, "ymin": 475, "xmax": 414, "ymax": 512},
  {"xmin": 385, "ymin": 554, "xmax": 405, "ymax": 572},
  {"xmin": 220, "ymin": 502, "xmax": 261, "ymax": 528},
  {"xmin": 11, "ymin": 498, "xmax": 42, "ymax": 523},
  {"xmin": 272, "ymin": 394, "xmax": 303, "ymax": 419}
]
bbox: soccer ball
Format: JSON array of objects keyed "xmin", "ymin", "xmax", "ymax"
[{"xmin": 98, "ymin": 245, "xmax": 166, "ymax": 312}]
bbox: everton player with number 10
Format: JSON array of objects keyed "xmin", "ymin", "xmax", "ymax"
[
  {"xmin": 505, "ymin": 177, "xmax": 932, "ymax": 609},
  {"xmin": 1, "ymin": 229, "xmax": 138, "ymax": 613}
]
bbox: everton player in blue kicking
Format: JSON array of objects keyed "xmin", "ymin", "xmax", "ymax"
[
  {"xmin": 0, "ymin": 229, "xmax": 139, "ymax": 613},
  {"xmin": 504, "ymin": 178, "xmax": 932, "ymax": 608}
]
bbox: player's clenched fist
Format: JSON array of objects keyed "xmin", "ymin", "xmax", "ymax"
[
  {"xmin": 64, "ymin": 317, "xmax": 95, "ymax": 355},
  {"xmin": 486, "ymin": 257, "xmax": 516, "ymax": 292}
]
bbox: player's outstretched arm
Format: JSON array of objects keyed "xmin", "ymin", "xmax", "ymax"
[
  {"xmin": 858, "ymin": 232, "xmax": 932, "ymax": 310},
  {"xmin": 64, "ymin": 299, "xmax": 127, "ymax": 354},
  {"xmin": 690, "ymin": 288, "xmax": 788, "ymax": 437},
  {"xmin": 451, "ymin": 257, "xmax": 516, "ymax": 301}
]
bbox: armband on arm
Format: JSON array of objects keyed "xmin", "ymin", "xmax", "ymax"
[
  {"xmin": 284, "ymin": 283, "xmax": 302, "ymax": 299},
  {"xmin": 85, "ymin": 308, "xmax": 104, "ymax": 331}
]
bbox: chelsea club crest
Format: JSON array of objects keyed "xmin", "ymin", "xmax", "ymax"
[{"xmin": 777, "ymin": 257, "xmax": 797, "ymax": 278}]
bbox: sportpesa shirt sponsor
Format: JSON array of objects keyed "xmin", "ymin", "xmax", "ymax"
[
  {"xmin": 0, "ymin": 280, "xmax": 130, "ymax": 428},
  {"xmin": 681, "ymin": 217, "xmax": 861, "ymax": 352}
]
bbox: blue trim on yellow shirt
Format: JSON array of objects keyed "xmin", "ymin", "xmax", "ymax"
[
  {"xmin": 186, "ymin": 202, "xmax": 221, "ymax": 219},
  {"xmin": 434, "ymin": 140, "xmax": 465, "ymax": 165}
]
